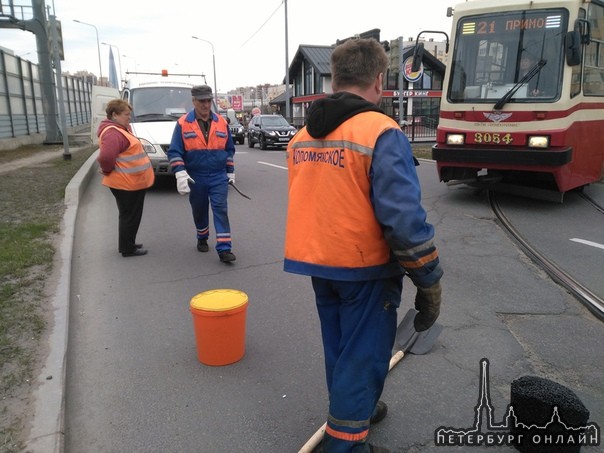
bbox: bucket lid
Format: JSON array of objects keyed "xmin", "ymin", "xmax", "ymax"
[{"xmin": 190, "ymin": 289, "xmax": 248, "ymax": 312}]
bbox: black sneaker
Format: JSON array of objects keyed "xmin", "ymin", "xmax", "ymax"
[
  {"xmin": 219, "ymin": 250, "xmax": 236, "ymax": 263},
  {"xmin": 122, "ymin": 248, "xmax": 148, "ymax": 257},
  {"xmin": 197, "ymin": 239, "xmax": 209, "ymax": 252},
  {"xmin": 370, "ymin": 400, "xmax": 388, "ymax": 425}
]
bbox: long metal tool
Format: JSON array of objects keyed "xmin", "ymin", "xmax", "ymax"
[
  {"xmin": 228, "ymin": 180, "xmax": 251, "ymax": 200},
  {"xmin": 298, "ymin": 309, "xmax": 443, "ymax": 452}
]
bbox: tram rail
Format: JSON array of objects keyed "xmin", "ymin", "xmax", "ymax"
[
  {"xmin": 488, "ymin": 190, "xmax": 604, "ymax": 322},
  {"xmin": 579, "ymin": 192, "xmax": 604, "ymax": 214}
]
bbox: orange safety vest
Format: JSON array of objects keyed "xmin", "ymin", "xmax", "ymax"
[
  {"xmin": 100, "ymin": 125, "xmax": 155, "ymax": 191},
  {"xmin": 285, "ymin": 111, "xmax": 397, "ymax": 271},
  {"xmin": 178, "ymin": 114, "xmax": 229, "ymax": 151}
]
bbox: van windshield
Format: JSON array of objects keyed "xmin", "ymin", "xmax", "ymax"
[{"xmin": 130, "ymin": 87, "xmax": 191, "ymax": 121}]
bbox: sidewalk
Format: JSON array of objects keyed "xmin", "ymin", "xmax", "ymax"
[{"xmin": 0, "ymin": 124, "xmax": 93, "ymax": 173}]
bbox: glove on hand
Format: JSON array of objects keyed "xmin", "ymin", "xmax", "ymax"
[
  {"xmin": 228, "ymin": 173, "xmax": 236, "ymax": 184},
  {"xmin": 414, "ymin": 281, "xmax": 442, "ymax": 332},
  {"xmin": 175, "ymin": 170, "xmax": 193, "ymax": 195}
]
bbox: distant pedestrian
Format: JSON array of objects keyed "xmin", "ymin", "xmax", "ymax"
[
  {"xmin": 97, "ymin": 99, "xmax": 154, "ymax": 257},
  {"xmin": 168, "ymin": 85, "xmax": 237, "ymax": 263},
  {"xmin": 284, "ymin": 38, "xmax": 443, "ymax": 452}
]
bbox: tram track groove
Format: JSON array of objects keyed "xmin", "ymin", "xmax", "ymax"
[
  {"xmin": 579, "ymin": 192, "xmax": 604, "ymax": 214},
  {"xmin": 488, "ymin": 191, "xmax": 604, "ymax": 322}
]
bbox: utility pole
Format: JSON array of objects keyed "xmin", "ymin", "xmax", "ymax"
[
  {"xmin": 398, "ymin": 36, "xmax": 405, "ymax": 126},
  {"xmin": 48, "ymin": 11, "xmax": 70, "ymax": 159},
  {"xmin": 284, "ymin": 0, "xmax": 291, "ymax": 123},
  {"xmin": 13, "ymin": 0, "xmax": 62, "ymax": 143},
  {"xmin": 32, "ymin": 0, "xmax": 62, "ymax": 143}
]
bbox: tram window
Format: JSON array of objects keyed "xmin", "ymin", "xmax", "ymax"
[
  {"xmin": 587, "ymin": 4, "xmax": 604, "ymax": 41},
  {"xmin": 584, "ymin": 4, "xmax": 604, "ymax": 96},
  {"xmin": 583, "ymin": 67, "xmax": 604, "ymax": 95}
]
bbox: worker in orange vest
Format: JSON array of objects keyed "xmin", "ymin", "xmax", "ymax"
[{"xmin": 97, "ymin": 99, "xmax": 155, "ymax": 257}]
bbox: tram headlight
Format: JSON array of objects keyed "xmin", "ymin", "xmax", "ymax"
[
  {"xmin": 527, "ymin": 135, "xmax": 549, "ymax": 148},
  {"xmin": 446, "ymin": 133, "xmax": 465, "ymax": 145}
]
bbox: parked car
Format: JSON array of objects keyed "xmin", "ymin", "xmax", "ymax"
[
  {"xmin": 247, "ymin": 114, "xmax": 297, "ymax": 150},
  {"xmin": 223, "ymin": 115, "xmax": 245, "ymax": 145}
]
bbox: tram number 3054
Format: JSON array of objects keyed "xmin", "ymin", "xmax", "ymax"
[{"xmin": 474, "ymin": 132, "xmax": 513, "ymax": 144}]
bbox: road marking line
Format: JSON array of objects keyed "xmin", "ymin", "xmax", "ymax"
[
  {"xmin": 258, "ymin": 161, "xmax": 287, "ymax": 170},
  {"xmin": 570, "ymin": 238, "xmax": 604, "ymax": 250}
]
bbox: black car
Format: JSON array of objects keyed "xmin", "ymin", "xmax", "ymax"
[
  {"xmin": 247, "ymin": 114, "xmax": 297, "ymax": 150},
  {"xmin": 223, "ymin": 116, "xmax": 246, "ymax": 145}
]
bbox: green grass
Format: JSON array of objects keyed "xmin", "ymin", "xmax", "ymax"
[
  {"xmin": 0, "ymin": 224, "xmax": 55, "ymax": 275},
  {"xmin": 411, "ymin": 143, "xmax": 434, "ymax": 160},
  {"xmin": 0, "ymin": 145, "xmax": 95, "ymax": 452}
]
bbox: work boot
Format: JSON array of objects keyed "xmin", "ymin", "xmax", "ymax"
[
  {"xmin": 370, "ymin": 400, "xmax": 388, "ymax": 425},
  {"xmin": 197, "ymin": 239, "xmax": 209, "ymax": 252},
  {"xmin": 368, "ymin": 444, "xmax": 391, "ymax": 453},
  {"xmin": 316, "ymin": 443, "xmax": 390, "ymax": 453},
  {"xmin": 219, "ymin": 250, "xmax": 236, "ymax": 263}
]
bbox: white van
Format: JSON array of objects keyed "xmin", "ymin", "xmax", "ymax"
[
  {"xmin": 121, "ymin": 78, "xmax": 199, "ymax": 177},
  {"xmin": 92, "ymin": 76, "xmax": 218, "ymax": 178}
]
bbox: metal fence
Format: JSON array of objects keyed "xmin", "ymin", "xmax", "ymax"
[
  {"xmin": 289, "ymin": 114, "xmax": 438, "ymax": 142},
  {"xmin": 0, "ymin": 49, "xmax": 92, "ymax": 142},
  {"xmin": 400, "ymin": 115, "xmax": 438, "ymax": 142}
]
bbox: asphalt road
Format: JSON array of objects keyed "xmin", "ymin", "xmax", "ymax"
[{"xmin": 60, "ymin": 147, "xmax": 603, "ymax": 453}]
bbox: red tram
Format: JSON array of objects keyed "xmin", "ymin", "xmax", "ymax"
[{"xmin": 432, "ymin": 0, "xmax": 604, "ymax": 197}]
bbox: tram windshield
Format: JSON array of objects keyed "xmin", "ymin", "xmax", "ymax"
[{"xmin": 448, "ymin": 9, "xmax": 567, "ymax": 104}]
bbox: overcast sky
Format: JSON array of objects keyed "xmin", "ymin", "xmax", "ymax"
[{"xmin": 1, "ymin": 0, "xmax": 455, "ymax": 92}]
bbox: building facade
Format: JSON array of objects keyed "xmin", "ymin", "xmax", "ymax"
[{"xmin": 272, "ymin": 30, "xmax": 447, "ymax": 141}]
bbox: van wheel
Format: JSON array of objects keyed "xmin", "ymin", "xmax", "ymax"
[{"xmin": 248, "ymin": 135, "xmax": 254, "ymax": 148}]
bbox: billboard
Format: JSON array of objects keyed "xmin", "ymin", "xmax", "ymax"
[{"xmin": 218, "ymin": 95, "xmax": 243, "ymax": 111}]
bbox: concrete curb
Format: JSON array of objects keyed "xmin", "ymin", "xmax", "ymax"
[{"xmin": 25, "ymin": 150, "xmax": 99, "ymax": 453}]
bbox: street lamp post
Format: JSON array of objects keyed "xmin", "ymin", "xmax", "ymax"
[
  {"xmin": 73, "ymin": 19, "xmax": 103, "ymax": 85},
  {"xmin": 122, "ymin": 54, "xmax": 138, "ymax": 73},
  {"xmin": 191, "ymin": 36, "xmax": 218, "ymax": 106},
  {"xmin": 102, "ymin": 42, "xmax": 123, "ymax": 84}
]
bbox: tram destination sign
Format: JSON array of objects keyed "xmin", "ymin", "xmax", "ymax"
[{"xmin": 461, "ymin": 11, "xmax": 563, "ymax": 35}]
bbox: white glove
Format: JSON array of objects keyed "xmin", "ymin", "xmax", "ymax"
[
  {"xmin": 175, "ymin": 170, "xmax": 194, "ymax": 195},
  {"xmin": 228, "ymin": 173, "xmax": 236, "ymax": 184}
]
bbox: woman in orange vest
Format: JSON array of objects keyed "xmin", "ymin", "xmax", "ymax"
[{"xmin": 97, "ymin": 99, "xmax": 155, "ymax": 257}]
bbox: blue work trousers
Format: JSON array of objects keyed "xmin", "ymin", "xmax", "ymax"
[
  {"xmin": 311, "ymin": 276, "xmax": 402, "ymax": 452},
  {"xmin": 188, "ymin": 171, "xmax": 232, "ymax": 252}
]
